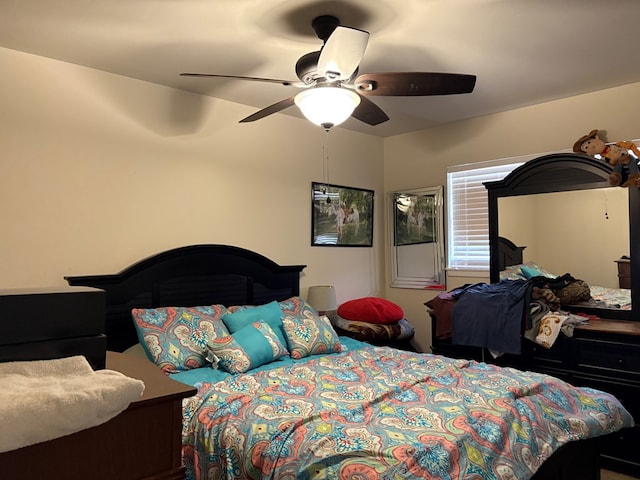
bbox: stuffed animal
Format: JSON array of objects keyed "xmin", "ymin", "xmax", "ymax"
[{"xmin": 573, "ymin": 129, "xmax": 640, "ymax": 187}]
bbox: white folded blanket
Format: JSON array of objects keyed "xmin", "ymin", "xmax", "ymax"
[{"xmin": 0, "ymin": 355, "xmax": 145, "ymax": 453}]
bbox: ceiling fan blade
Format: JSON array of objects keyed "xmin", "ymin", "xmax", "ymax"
[
  {"xmin": 354, "ymin": 72, "xmax": 477, "ymax": 96},
  {"xmin": 351, "ymin": 95, "xmax": 389, "ymax": 126},
  {"xmin": 180, "ymin": 72, "xmax": 299, "ymax": 87},
  {"xmin": 239, "ymin": 95, "xmax": 297, "ymax": 123},
  {"xmin": 317, "ymin": 26, "xmax": 369, "ymax": 81}
]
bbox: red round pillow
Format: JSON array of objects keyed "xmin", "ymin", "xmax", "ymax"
[{"xmin": 337, "ymin": 297, "xmax": 404, "ymax": 324}]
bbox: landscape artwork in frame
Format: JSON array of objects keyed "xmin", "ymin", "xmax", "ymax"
[
  {"xmin": 312, "ymin": 182, "xmax": 374, "ymax": 247},
  {"xmin": 393, "ymin": 190, "xmax": 438, "ymax": 246}
]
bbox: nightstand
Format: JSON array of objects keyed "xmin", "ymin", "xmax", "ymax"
[{"xmin": 0, "ymin": 351, "xmax": 196, "ymax": 480}]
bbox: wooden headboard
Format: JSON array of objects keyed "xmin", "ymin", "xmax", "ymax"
[
  {"xmin": 65, "ymin": 245, "xmax": 306, "ymax": 352},
  {"xmin": 498, "ymin": 236, "xmax": 526, "ymax": 271}
]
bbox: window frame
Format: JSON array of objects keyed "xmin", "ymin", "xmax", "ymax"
[{"xmin": 446, "ymin": 157, "xmax": 539, "ymax": 272}]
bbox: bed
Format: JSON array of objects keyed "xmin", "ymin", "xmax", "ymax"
[{"xmin": 64, "ymin": 244, "xmax": 633, "ymax": 480}]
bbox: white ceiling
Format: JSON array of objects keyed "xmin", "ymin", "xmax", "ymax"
[{"xmin": 2, "ymin": 0, "xmax": 640, "ymax": 137}]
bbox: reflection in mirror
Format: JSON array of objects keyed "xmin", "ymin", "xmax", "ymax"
[
  {"xmin": 390, "ymin": 186, "xmax": 444, "ymax": 289},
  {"xmin": 499, "ymin": 187, "xmax": 630, "ymax": 309}
]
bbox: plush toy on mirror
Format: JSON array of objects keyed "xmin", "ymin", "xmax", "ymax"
[{"xmin": 573, "ymin": 129, "xmax": 640, "ymax": 187}]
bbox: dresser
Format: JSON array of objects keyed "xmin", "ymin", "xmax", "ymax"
[
  {"xmin": 429, "ymin": 312, "xmax": 640, "ymax": 477},
  {"xmin": 615, "ymin": 257, "xmax": 631, "ymax": 289},
  {"xmin": 0, "ymin": 287, "xmax": 107, "ymax": 368},
  {"xmin": 0, "ymin": 351, "xmax": 196, "ymax": 480}
]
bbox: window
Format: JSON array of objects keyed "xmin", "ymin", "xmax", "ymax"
[{"xmin": 446, "ymin": 159, "xmax": 527, "ymax": 271}]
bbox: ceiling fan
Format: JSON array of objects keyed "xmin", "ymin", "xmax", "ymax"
[{"xmin": 180, "ymin": 15, "xmax": 477, "ymax": 129}]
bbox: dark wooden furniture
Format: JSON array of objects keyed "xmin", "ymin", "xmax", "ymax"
[
  {"xmin": 65, "ymin": 244, "xmax": 306, "ymax": 352},
  {"xmin": 0, "ymin": 351, "xmax": 196, "ymax": 480},
  {"xmin": 452, "ymin": 152, "xmax": 640, "ymax": 476},
  {"xmin": 0, "ymin": 286, "xmax": 106, "ymax": 369},
  {"xmin": 486, "ymin": 152, "xmax": 640, "ymax": 321},
  {"xmin": 616, "ymin": 257, "xmax": 631, "ymax": 288},
  {"xmin": 497, "ymin": 236, "xmax": 526, "ymax": 271}
]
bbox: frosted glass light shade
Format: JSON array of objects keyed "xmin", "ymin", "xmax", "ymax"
[
  {"xmin": 294, "ymin": 87, "xmax": 360, "ymax": 129},
  {"xmin": 306, "ymin": 285, "xmax": 338, "ymax": 314}
]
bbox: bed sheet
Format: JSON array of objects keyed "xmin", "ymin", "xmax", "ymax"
[
  {"xmin": 178, "ymin": 343, "xmax": 633, "ymax": 480},
  {"xmin": 587, "ymin": 285, "xmax": 631, "ymax": 310}
]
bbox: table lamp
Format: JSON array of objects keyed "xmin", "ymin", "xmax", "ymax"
[{"xmin": 306, "ymin": 285, "xmax": 338, "ymax": 315}]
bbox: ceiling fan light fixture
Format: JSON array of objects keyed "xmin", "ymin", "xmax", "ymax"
[{"xmin": 294, "ymin": 86, "xmax": 361, "ymax": 129}]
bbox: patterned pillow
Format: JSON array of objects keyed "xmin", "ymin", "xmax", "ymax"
[
  {"xmin": 281, "ymin": 313, "xmax": 342, "ymax": 359},
  {"xmin": 131, "ymin": 304, "xmax": 229, "ymax": 374},
  {"xmin": 207, "ymin": 320, "xmax": 289, "ymax": 374},
  {"xmin": 222, "ymin": 301, "xmax": 288, "ymax": 348},
  {"xmin": 500, "ymin": 264, "xmax": 527, "ymax": 281},
  {"xmin": 278, "ymin": 295, "xmax": 317, "ymax": 320}
]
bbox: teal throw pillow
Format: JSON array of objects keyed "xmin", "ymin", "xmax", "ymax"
[
  {"xmin": 521, "ymin": 265, "xmax": 543, "ymax": 279},
  {"xmin": 222, "ymin": 301, "xmax": 287, "ymax": 347},
  {"xmin": 208, "ymin": 320, "xmax": 289, "ymax": 373}
]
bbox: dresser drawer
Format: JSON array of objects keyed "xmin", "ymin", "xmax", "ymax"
[
  {"xmin": 572, "ymin": 338, "xmax": 640, "ymax": 380},
  {"xmin": 599, "ymin": 426, "xmax": 640, "ymax": 473},
  {"xmin": 521, "ymin": 336, "xmax": 568, "ymax": 366}
]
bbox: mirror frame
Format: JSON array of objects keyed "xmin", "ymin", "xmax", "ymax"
[
  {"xmin": 389, "ymin": 185, "xmax": 445, "ymax": 289},
  {"xmin": 485, "ymin": 152, "xmax": 639, "ymax": 321}
]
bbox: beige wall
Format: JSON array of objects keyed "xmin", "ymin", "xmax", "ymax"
[
  {"xmin": 384, "ymin": 81, "xmax": 640, "ymax": 352},
  {"xmin": 3, "ymin": 46, "xmax": 639, "ymax": 354},
  {"xmin": 0, "ymin": 47, "xmax": 384, "ymax": 306}
]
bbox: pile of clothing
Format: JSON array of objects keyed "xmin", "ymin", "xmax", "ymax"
[{"xmin": 426, "ymin": 274, "xmax": 593, "ymax": 356}]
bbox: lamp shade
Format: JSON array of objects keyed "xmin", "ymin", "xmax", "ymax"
[
  {"xmin": 306, "ymin": 285, "xmax": 338, "ymax": 314},
  {"xmin": 294, "ymin": 87, "xmax": 360, "ymax": 129}
]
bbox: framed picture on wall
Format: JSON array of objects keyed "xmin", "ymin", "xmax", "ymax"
[
  {"xmin": 311, "ymin": 182, "xmax": 374, "ymax": 247},
  {"xmin": 393, "ymin": 190, "xmax": 439, "ymax": 246}
]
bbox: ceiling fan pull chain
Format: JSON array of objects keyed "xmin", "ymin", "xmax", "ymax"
[{"xmin": 323, "ymin": 129, "xmax": 331, "ymax": 184}]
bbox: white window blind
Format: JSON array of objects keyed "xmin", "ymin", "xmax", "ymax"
[{"xmin": 447, "ymin": 160, "xmax": 524, "ymax": 270}]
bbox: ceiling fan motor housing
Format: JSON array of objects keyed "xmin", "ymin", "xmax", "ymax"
[
  {"xmin": 295, "ymin": 51, "xmax": 322, "ymax": 84},
  {"xmin": 295, "ymin": 16, "xmax": 342, "ymax": 85}
]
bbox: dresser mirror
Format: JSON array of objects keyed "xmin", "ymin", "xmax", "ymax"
[
  {"xmin": 389, "ymin": 185, "xmax": 445, "ymax": 289},
  {"xmin": 486, "ymin": 153, "xmax": 639, "ymax": 321},
  {"xmin": 498, "ymin": 188, "xmax": 628, "ymax": 292}
]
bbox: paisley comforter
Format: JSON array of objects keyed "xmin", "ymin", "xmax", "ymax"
[{"xmin": 180, "ymin": 345, "xmax": 633, "ymax": 480}]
